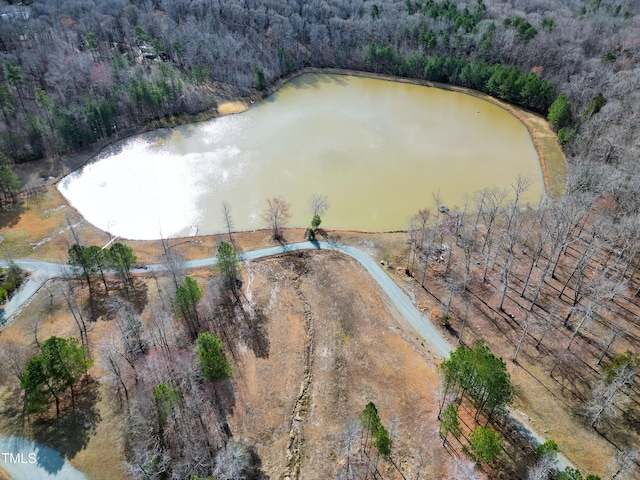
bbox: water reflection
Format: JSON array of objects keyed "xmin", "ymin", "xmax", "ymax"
[{"xmin": 59, "ymin": 74, "xmax": 542, "ymax": 240}]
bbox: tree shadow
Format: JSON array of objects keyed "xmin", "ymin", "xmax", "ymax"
[
  {"xmin": 86, "ymin": 279, "xmax": 149, "ymax": 321},
  {"xmin": 31, "ymin": 376, "xmax": 101, "ymax": 460},
  {"xmin": 208, "ymin": 377, "xmax": 236, "ymax": 439},
  {"xmin": 210, "ymin": 277, "xmax": 270, "ymax": 360},
  {"xmin": 127, "ymin": 280, "xmax": 149, "ymax": 314},
  {"xmin": 0, "ymin": 203, "xmax": 26, "ymax": 230},
  {"xmin": 85, "ymin": 284, "xmax": 110, "ymax": 321},
  {"xmin": 550, "ymin": 351, "xmax": 593, "ymax": 401},
  {"xmin": 246, "ymin": 444, "xmax": 269, "ymax": 480},
  {"xmin": 290, "ymin": 72, "xmax": 348, "ymax": 90},
  {"xmin": 595, "ymin": 403, "xmax": 640, "ymax": 448},
  {"xmin": 492, "ymin": 419, "xmax": 537, "ymax": 480},
  {"xmin": 242, "ymin": 307, "xmax": 270, "ymax": 359},
  {"xmin": 0, "ymin": 384, "xmax": 28, "ymax": 435}
]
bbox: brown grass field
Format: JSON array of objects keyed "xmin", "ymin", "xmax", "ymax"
[{"xmin": 3, "ymin": 70, "xmax": 629, "ymax": 479}]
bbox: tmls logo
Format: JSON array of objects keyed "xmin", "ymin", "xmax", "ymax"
[{"xmin": 2, "ymin": 452, "xmax": 37, "ymax": 464}]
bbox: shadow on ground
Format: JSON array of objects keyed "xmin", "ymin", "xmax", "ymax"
[
  {"xmin": 31, "ymin": 376, "xmax": 101, "ymax": 460},
  {"xmin": 0, "ymin": 204, "xmax": 26, "ymax": 230}
]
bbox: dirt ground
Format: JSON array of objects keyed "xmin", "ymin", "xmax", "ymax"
[
  {"xmin": 0, "ymin": 250, "xmax": 477, "ymax": 480},
  {"xmin": 217, "ymin": 101, "xmax": 249, "ymax": 115},
  {"xmin": 227, "ymin": 251, "xmax": 459, "ymax": 479},
  {"xmin": 0, "ymin": 67, "xmax": 585, "ymax": 479},
  {"xmin": 384, "ymin": 245, "xmax": 623, "ymax": 478},
  {"xmin": 0, "ymin": 184, "xmax": 624, "ymax": 479}
]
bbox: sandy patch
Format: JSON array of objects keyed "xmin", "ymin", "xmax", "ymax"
[{"xmin": 217, "ymin": 101, "xmax": 248, "ymax": 115}]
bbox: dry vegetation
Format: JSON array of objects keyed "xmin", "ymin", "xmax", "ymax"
[
  {"xmin": 227, "ymin": 251, "xmax": 455, "ymax": 478},
  {"xmin": 2, "ymin": 171, "xmax": 639, "ymax": 478},
  {"xmin": 2, "ymin": 1, "xmax": 640, "ymax": 477},
  {"xmin": 393, "ymin": 182, "xmax": 640, "ymax": 478},
  {"xmin": 0, "ymin": 241, "xmax": 486, "ymax": 479}
]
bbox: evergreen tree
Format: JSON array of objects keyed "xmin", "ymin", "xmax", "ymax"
[
  {"xmin": 467, "ymin": 426, "xmax": 502, "ymax": 464},
  {"xmin": 196, "ymin": 332, "xmax": 232, "ymax": 381},
  {"xmin": 173, "ymin": 276, "xmax": 203, "ymax": 339},
  {"xmin": 21, "ymin": 336, "xmax": 92, "ymax": 417},
  {"xmin": 216, "ymin": 241, "xmax": 240, "ymax": 292},
  {"xmin": 548, "ymin": 93, "xmax": 572, "ymax": 130},
  {"xmin": 108, "ymin": 242, "xmax": 137, "ymax": 288}
]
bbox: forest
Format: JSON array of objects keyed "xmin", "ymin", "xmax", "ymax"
[
  {"xmin": 0, "ymin": 0, "xmax": 638, "ymax": 178},
  {"xmin": 1, "ymin": 0, "xmax": 640, "ymax": 478}
]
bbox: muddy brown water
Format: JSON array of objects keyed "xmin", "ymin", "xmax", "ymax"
[{"xmin": 58, "ymin": 73, "xmax": 543, "ymax": 240}]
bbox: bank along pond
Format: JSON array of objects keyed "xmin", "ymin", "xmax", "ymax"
[{"xmin": 58, "ymin": 73, "xmax": 544, "ymax": 240}]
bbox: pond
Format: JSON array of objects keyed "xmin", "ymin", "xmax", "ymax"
[{"xmin": 58, "ymin": 73, "xmax": 543, "ymax": 240}]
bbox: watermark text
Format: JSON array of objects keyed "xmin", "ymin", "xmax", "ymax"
[{"xmin": 1, "ymin": 452, "xmax": 37, "ymax": 464}]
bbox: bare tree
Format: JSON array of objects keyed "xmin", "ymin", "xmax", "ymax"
[
  {"xmin": 108, "ymin": 296, "xmax": 147, "ymax": 361},
  {"xmin": 566, "ymin": 276, "xmax": 626, "ymax": 350},
  {"xmin": 598, "ymin": 323, "xmax": 627, "ymax": 366},
  {"xmin": 528, "ymin": 195, "xmax": 591, "ymax": 310},
  {"xmin": 549, "ymin": 193, "xmax": 594, "ymax": 281},
  {"xmin": 527, "ymin": 454, "xmax": 557, "ymax": 480},
  {"xmin": 60, "ymin": 282, "xmax": 89, "ymax": 351},
  {"xmin": 99, "ymin": 332, "xmax": 132, "ymax": 408},
  {"xmin": 443, "ymin": 273, "xmax": 462, "ymax": 320},
  {"xmin": 147, "ymin": 306, "xmax": 176, "ymax": 360},
  {"xmin": 0, "ymin": 342, "xmax": 34, "ymax": 383},
  {"xmin": 457, "ymin": 223, "xmax": 478, "ymax": 293},
  {"xmin": 261, "ymin": 196, "xmax": 291, "ymax": 240},
  {"xmin": 476, "ymin": 188, "xmax": 507, "ymax": 282},
  {"xmin": 407, "ymin": 208, "xmax": 430, "ymax": 274},
  {"xmin": 497, "ymin": 177, "xmax": 530, "ymax": 311},
  {"xmin": 585, "ymin": 359, "xmax": 637, "ymax": 428},
  {"xmin": 448, "ymin": 454, "xmax": 483, "ymax": 480},
  {"xmin": 608, "ymin": 449, "xmax": 639, "ymax": 480},
  {"xmin": 222, "ymin": 201, "xmax": 234, "ymax": 244},
  {"xmin": 498, "ymin": 206, "xmax": 528, "ymax": 311},
  {"xmin": 521, "ymin": 206, "xmax": 549, "ymax": 297},
  {"xmin": 534, "ymin": 306, "xmax": 561, "ymax": 349},
  {"xmin": 338, "ymin": 419, "xmax": 359, "ymax": 480},
  {"xmin": 513, "ymin": 311, "xmax": 532, "ymax": 363},
  {"xmin": 616, "ymin": 213, "xmax": 640, "ymax": 281},
  {"xmin": 308, "ymin": 193, "xmax": 329, "ymax": 217},
  {"xmin": 159, "ymin": 236, "xmax": 185, "ymax": 291}
]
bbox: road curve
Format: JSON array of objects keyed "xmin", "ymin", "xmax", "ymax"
[
  {"xmin": 0, "ymin": 437, "xmax": 87, "ymax": 480},
  {"xmin": 179, "ymin": 241, "xmax": 454, "ymax": 358},
  {"xmin": 1, "ymin": 241, "xmax": 573, "ymax": 473}
]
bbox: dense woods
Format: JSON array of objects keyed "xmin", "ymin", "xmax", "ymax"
[
  {"xmin": 3, "ymin": 0, "xmax": 640, "ymax": 478},
  {"xmin": 0, "ymin": 0, "xmax": 639, "ymax": 201}
]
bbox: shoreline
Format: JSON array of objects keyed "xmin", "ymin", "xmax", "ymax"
[
  {"xmin": 1, "ymin": 68, "xmax": 568, "ymax": 258},
  {"xmin": 50, "ymin": 67, "xmax": 566, "ymax": 198}
]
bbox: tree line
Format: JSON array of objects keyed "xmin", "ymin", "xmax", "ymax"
[
  {"xmin": 0, "ymin": 0, "xmax": 639, "ymax": 218},
  {"xmin": 438, "ymin": 340, "xmax": 511, "ymax": 467}
]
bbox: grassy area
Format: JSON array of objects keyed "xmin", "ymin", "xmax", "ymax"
[{"xmin": 0, "ymin": 68, "xmax": 577, "ymax": 478}]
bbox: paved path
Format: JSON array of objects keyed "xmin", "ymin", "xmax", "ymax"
[
  {"xmin": 0, "ymin": 261, "xmax": 70, "ymax": 325},
  {"xmin": 1, "ymin": 241, "xmax": 573, "ymax": 474},
  {"xmin": 0, "ymin": 436, "xmax": 87, "ymax": 480},
  {"xmin": 179, "ymin": 241, "xmax": 454, "ymax": 358}
]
